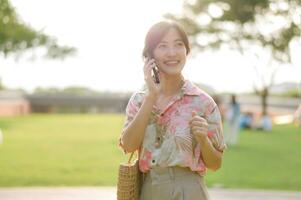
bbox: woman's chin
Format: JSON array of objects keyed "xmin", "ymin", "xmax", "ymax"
[
  {"xmin": 168, "ymin": 67, "xmax": 183, "ymax": 73},
  {"xmin": 162, "ymin": 70, "xmax": 182, "ymax": 76}
]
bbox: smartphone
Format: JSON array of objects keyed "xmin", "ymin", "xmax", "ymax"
[
  {"xmin": 149, "ymin": 58, "xmax": 160, "ymax": 84},
  {"xmin": 152, "ymin": 64, "xmax": 160, "ymax": 84}
]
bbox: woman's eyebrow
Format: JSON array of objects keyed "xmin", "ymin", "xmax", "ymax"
[
  {"xmin": 159, "ymin": 39, "xmax": 183, "ymax": 43},
  {"xmin": 174, "ymin": 39, "xmax": 183, "ymax": 42}
]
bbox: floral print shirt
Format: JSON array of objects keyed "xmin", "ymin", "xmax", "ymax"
[{"xmin": 119, "ymin": 80, "xmax": 226, "ymax": 175}]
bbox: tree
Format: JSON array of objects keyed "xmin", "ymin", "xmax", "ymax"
[
  {"xmin": 166, "ymin": 0, "xmax": 301, "ymax": 115},
  {"xmin": 0, "ymin": 0, "xmax": 76, "ymax": 59}
]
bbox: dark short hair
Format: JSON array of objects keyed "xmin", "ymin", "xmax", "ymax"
[{"xmin": 142, "ymin": 21, "xmax": 190, "ymax": 59}]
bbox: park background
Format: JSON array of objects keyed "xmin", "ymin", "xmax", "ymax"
[{"xmin": 0, "ymin": 0, "xmax": 301, "ymax": 194}]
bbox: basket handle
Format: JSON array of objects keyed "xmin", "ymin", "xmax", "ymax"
[{"xmin": 127, "ymin": 150, "xmax": 139, "ymax": 164}]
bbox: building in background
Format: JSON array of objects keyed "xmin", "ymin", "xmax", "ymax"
[
  {"xmin": 26, "ymin": 93, "xmax": 129, "ymax": 113},
  {"xmin": 0, "ymin": 91, "xmax": 30, "ymax": 117}
]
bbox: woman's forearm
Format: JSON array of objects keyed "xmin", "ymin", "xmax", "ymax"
[
  {"xmin": 200, "ymin": 137, "xmax": 223, "ymax": 171},
  {"xmin": 120, "ymin": 94, "xmax": 156, "ymax": 153}
]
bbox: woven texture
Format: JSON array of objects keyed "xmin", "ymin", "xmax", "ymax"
[{"xmin": 117, "ymin": 159, "xmax": 142, "ymax": 200}]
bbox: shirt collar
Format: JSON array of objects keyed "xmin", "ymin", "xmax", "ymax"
[
  {"xmin": 142, "ymin": 79, "xmax": 203, "ymax": 97},
  {"xmin": 181, "ymin": 79, "xmax": 203, "ymax": 96}
]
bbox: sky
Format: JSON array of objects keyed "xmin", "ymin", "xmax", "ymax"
[{"xmin": 1, "ymin": 0, "xmax": 301, "ymax": 94}]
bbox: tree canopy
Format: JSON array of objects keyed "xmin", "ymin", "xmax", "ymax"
[
  {"xmin": 0, "ymin": 0, "xmax": 76, "ymax": 59},
  {"xmin": 166, "ymin": 0, "xmax": 301, "ymax": 63},
  {"xmin": 166, "ymin": 0, "xmax": 301, "ymax": 115}
]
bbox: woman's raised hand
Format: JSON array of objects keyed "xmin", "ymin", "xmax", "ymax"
[{"xmin": 143, "ymin": 58, "xmax": 160, "ymax": 98}]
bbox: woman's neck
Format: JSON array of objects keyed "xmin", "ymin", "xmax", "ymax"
[{"xmin": 159, "ymin": 74, "xmax": 185, "ymax": 97}]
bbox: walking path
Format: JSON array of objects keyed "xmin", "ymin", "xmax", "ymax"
[{"xmin": 1, "ymin": 187, "xmax": 301, "ymax": 200}]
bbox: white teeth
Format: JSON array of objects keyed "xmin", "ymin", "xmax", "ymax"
[{"xmin": 165, "ymin": 61, "xmax": 179, "ymax": 64}]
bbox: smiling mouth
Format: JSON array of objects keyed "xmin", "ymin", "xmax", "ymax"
[{"xmin": 164, "ymin": 60, "xmax": 180, "ymax": 66}]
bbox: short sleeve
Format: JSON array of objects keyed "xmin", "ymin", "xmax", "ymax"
[
  {"xmin": 205, "ymin": 102, "xmax": 226, "ymax": 152},
  {"xmin": 123, "ymin": 92, "xmax": 144, "ymax": 130},
  {"xmin": 118, "ymin": 92, "xmax": 144, "ymax": 152}
]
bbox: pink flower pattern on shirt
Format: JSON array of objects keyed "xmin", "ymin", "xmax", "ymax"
[
  {"xmin": 139, "ymin": 149, "xmax": 152, "ymax": 172},
  {"xmin": 119, "ymin": 80, "xmax": 226, "ymax": 175}
]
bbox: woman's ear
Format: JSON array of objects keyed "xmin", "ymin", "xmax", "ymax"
[{"xmin": 186, "ymin": 51, "xmax": 194, "ymax": 59}]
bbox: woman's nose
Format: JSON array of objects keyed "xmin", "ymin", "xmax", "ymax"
[{"xmin": 166, "ymin": 47, "xmax": 177, "ymax": 56}]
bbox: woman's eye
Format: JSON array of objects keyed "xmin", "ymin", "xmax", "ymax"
[
  {"xmin": 176, "ymin": 42, "xmax": 184, "ymax": 47},
  {"xmin": 158, "ymin": 44, "xmax": 167, "ymax": 49}
]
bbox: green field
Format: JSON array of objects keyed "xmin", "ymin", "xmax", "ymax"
[{"xmin": 0, "ymin": 114, "xmax": 300, "ymax": 190}]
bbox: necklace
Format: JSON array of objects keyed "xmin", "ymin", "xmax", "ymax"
[
  {"xmin": 154, "ymin": 79, "xmax": 185, "ymax": 148},
  {"xmin": 155, "ymin": 78, "xmax": 185, "ymax": 113}
]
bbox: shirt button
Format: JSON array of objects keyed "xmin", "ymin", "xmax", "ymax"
[{"xmin": 152, "ymin": 159, "xmax": 155, "ymax": 163}]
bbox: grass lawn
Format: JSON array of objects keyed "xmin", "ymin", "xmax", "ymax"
[
  {"xmin": 0, "ymin": 114, "xmax": 300, "ymax": 190},
  {"xmin": 206, "ymin": 124, "xmax": 301, "ymax": 191}
]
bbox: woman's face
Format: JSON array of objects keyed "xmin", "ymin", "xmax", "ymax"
[{"xmin": 153, "ymin": 28, "xmax": 187, "ymax": 76}]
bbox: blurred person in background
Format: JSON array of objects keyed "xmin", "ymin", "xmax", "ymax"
[
  {"xmin": 260, "ymin": 114, "xmax": 273, "ymax": 131},
  {"xmin": 239, "ymin": 112, "xmax": 254, "ymax": 129},
  {"xmin": 224, "ymin": 94, "xmax": 241, "ymax": 146}
]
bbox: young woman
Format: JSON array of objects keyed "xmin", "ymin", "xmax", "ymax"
[{"xmin": 119, "ymin": 21, "xmax": 226, "ymax": 200}]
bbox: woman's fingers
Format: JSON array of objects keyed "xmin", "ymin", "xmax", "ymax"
[
  {"xmin": 144, "ymin": 59, "xmax": 155, "ymax": 79},
  {"xmin": 190, "ymin": 113, "xmax": 209, "ymax": 141},
  {"xmin": 144, "ymin": 59, "xmax": 155, "ymax": 70},
  {"xmin": 143, "ymin": 59, "xmax": 160, "ymax": 96},
  {"xmin": 191, "ymin": 126, "xmax": 208, "ymax": 135},
  {"xmin": 190, "ymin": 117, "xmax": 208, "ymax": 135},
  {"xmin": 189, "ymin": 116, "xmax": 207, "ymax": 125},
  {"xmin": 190, "ymin": 120, "xmax": 208, "ymax": 127}
]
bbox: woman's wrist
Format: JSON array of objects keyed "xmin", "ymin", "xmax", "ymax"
[
  {"xmin": 197, "ymin": 135, "xmax": 210, "ymax": 147},
  {"xmin": 145, "ymin": 92, "xmax": 157, "ymax": 102}
]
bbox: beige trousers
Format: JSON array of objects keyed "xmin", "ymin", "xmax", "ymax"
[{"xmin": 140, "ymin": 167, "xmax": 209, "ymax": 200}]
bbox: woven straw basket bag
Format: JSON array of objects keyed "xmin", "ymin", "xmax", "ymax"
[{"xmin": 117, "ymin": 151, "xmax": 142, "ymax": 200}]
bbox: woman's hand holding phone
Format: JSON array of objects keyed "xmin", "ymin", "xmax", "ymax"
[{"xmin": 143, "ymin": 58, "xmax": 160, "ymax": 99}]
